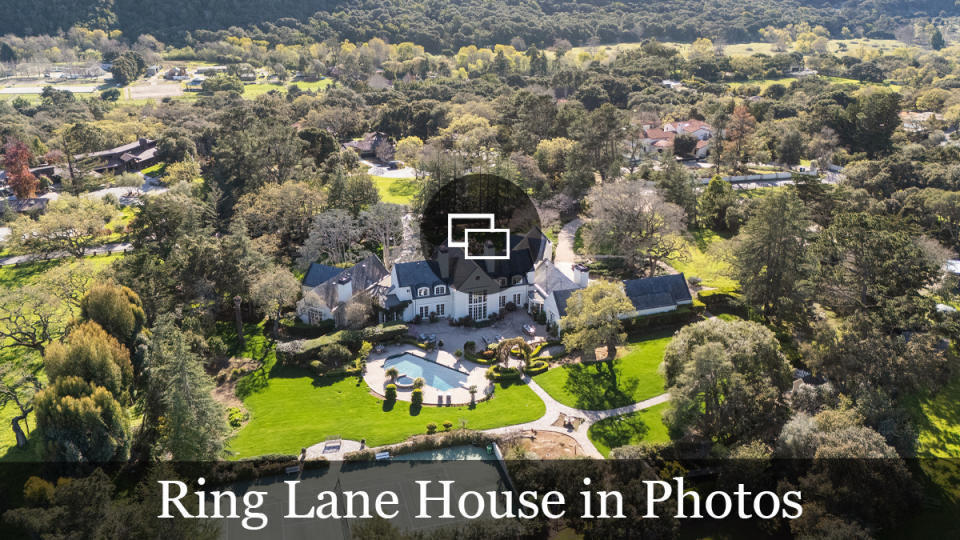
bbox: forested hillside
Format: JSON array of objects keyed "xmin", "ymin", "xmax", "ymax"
[{"xmin": 4, "ymin": 0, "xmax": 960, "ymax": 50}]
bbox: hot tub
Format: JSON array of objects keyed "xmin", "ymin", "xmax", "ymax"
[{"xmin": 395, "ymin": 375, "xmax": 415, "ymax": 389}]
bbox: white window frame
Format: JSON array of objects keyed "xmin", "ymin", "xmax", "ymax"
[
  {"xmin": 513, "ymin": 293, "xmax": 522, "ymax": 305},
  {"xmin": 434, "ymin": 285, "xmax": 446, "ymax": 295},
  {"xmin": 417, "ymin": 287, "xmax": 429, "ymax": 297},
  {"xmin": 419, "ymin": 305, "xmax": 430, "ymax": 318},
  {"xmin": 499, "ymin": 295, "xmax": 506, "ymax": 308},
  {"xmin": 436, "ymin": 303, "xmax": 445, "ymax": 315},
  {"xmin": 512, "ymin": 275, "xmax": 523, "ymax": 285},
  {"xmin": 497, "ymin": 277, "xmax": 507, "ymax": 287}
]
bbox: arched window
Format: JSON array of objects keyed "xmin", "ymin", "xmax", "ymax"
[
  {"xmin": 417, "ymin": 287, "xmax": 429, "ymax": 297},
  {"xmin": 497, "ymin": 277, "xmax": 507, "ymax": 287},
  {"xmin": 434, "ymin": 285, "xmax": 447, "ymax": 295},
  {"xmin": 512, "ymin": 275, "xmax": 523, "ymax": 285}
]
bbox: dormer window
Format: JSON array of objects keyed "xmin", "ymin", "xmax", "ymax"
[
  {"xmin": 417, "ymin": 287, "xmax": 429, "ymax": 297},
  {"xmin": 434, "ymin": 285, "xmax": 446, "ymax": 295},
  {"xmin": 512, "ymin": 275, "xmax": 523, "ymax": 285},
  {"xmin": 497, "ymin": 277, "xmax": 507, "ymax": 287}
]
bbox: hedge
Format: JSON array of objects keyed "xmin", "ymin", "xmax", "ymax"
[
  {"xmin": 526, "ymin": 360, "xmax": 549, "ymax": 375},
  {"xmin": 276, "ymin": 330, "xmax": 362, "ymax": 366},
  {"xmin": 486, "ymin": 365, "xmax": 522, "ymax": 381},
  {"xmin": 280, "ymin": 318, "xmax": 335, "ymax": 339},
  {"xmin": 361, "ymin": 323, "xmax": 409, "ymax": 343}
]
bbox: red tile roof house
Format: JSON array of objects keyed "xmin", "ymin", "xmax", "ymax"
[{"xmin": 638, "ymin": 120, "xmax": 714, "ymax": 158}]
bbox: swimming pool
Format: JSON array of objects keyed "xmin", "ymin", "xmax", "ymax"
[{"xmin": 384, "ymin": 353, "xmax": 468, "ymax": 392}]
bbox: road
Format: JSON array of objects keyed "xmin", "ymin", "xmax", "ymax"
[{"xmin": 0, "ymin": 242, "xmax": 131, "ymax": 266}]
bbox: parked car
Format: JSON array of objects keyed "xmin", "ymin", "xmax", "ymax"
[
  {"xmin": 522, "ymin": 324, "xmax": 536, "ymax": 337},
  {"xmin": 388, "ymin": 160, "xmax": 404, "ymax": 170}
]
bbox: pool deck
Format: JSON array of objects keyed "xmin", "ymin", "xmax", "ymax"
[{"xmin": 365, "ymin": 344, "xmax": 493, "ymax": 405}]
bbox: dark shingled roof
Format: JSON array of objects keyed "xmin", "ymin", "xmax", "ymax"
[
  {"xmin": 303, "ymin": 263, "xmax": 343, "ymax": 287},
  {"xmin": 553, "ymin": 289, "xmax": 576, "ymax": 317},
  {"xmin": 304, "ymin": 255, "xmax": 389, "ymax": 310},
  {"xmin": 393, "ymin": 260, "xmax": 443, "ymax": 289},
  {"xmin": 622, "ymin": 273, "xmax": 692, "ymax": 312}
]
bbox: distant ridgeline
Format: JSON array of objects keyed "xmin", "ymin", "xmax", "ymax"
[{"xmin": 3, "ymin": 0, "xmax": 960, "ymax": 51}]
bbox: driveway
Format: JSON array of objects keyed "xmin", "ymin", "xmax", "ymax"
[{"xmin": 554, "ymin": 218, "xmax": 582, "ymax": 280}]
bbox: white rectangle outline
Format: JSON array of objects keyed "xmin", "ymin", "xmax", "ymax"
[
  {"xmin": 447, "ymin": 213, "xmax": 496, "ymax": 248},
  {"xmin": 464, "ymin": 228, "xmax": 511, "ymax": 260}
]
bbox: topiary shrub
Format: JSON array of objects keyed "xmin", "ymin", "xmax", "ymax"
[
  {"xmin": 316, "ymin": 343, "xmax": 352, "ymax": 366},
  {"xmin": 443, "ymin": 421, "xmax": 453, "ymax": 431},
  {"xmin": 385, "ymin": 384, "xmax": 397, "ymax": 401},
  {"xmin": 411, "ymin": 388, "xmax": 423, "ymax": 407},
  {"xmin": 426, "ymin": 422, "xmax": 437, "ymax": 434},
  {"xmin": 525, "ymin": 360, "xmax": 549, "ymax": 376}
]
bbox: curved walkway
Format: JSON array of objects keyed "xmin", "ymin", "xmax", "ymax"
[{"xmin": 481, "ymin": 375, "xmax": 670, "ymax": 458}]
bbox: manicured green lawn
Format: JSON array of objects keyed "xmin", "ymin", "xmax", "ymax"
[
  {"xmin": 587, "ymin": 402, "xmax": 670, "ymax": 457},
  {"xmin": 372, "ymin": 176, "xmax": 417, "ymax": 205},
  {"xmin": 228, "ymin": 366, "xmax": 545, "ymax": 458},
  {"xmin": 533, "ymin": 331, "xmax": 672, "ymax": 410},
  {"xmin": 906, "ymin": 376, "xmax": 960, "ymax": 505}
]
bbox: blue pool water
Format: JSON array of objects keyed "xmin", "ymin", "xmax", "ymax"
[{"xmin": 384, "ymin": 353, "xmax": 467, "ymax": 392}]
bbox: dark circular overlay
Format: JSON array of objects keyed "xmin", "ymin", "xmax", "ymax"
[{"xmin": 419, "ymin": 174, "xmax": 542, "ymax": 280}]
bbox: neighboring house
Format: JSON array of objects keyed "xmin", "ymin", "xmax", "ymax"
[
  {"xmin": 344, "ymin": 132, "xmax": 391, "ymax": 158},
  {"xmin": 663, "ymin": 119, "xmax": 713, "ymax": 141},
  {"xmin": 621, "ymin": 273, "xmax": 693, "ymax": 318},
  {"xmin": 145, "ymin": 65, "xmax": 161, "ymax": 77},
  {"xmin": 77, "ymin": 138, "xmax": 158, "ymax": 174},
  {"xmin": 296, "ymin": 255, "xmax": 390, "ymax": 326},
  {"xmin": 195, "ymin": 65, "xmax": 228, "ymax": 75},
  {"xmin": 165, "ymin": 67, "xmax": 189, "ymax": 80},
  {"xmin": 11, "ymin": 198, "xmax": 49, "ymax": 214},
  {"xmin": 900, "ymin": 111, "xmax": 944, "ymax": 133},
  {"xmin": 639, "ymin": 120, "xmax": 714, "ymax": 158}
]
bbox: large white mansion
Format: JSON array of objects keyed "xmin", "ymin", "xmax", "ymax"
[{"xmin": 296, "ymin": 228, "xmax": 692, "ymax": 327}]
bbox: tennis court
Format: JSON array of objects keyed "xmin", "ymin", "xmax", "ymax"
[{"xmin": 218, "ymin": 445, "xmax": 509, "ymax": 539}]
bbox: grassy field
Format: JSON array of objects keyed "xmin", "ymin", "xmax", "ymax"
[
  {"xmin": 242, "ymin": 79, "xmax": 332, "ymax": 98},
  {"xmin": 228, "ymin": 366, "xmax": 545, "ymax": 458},
  {"xmin": 372, "ymin": 176, "xmax": 417, "ymax": 205},
  {"xmin": 587, "ymin": 402, "xmax": 670, "ymax": 457},
  {"xmin": 668, "ymin": 228, "xmax": 739, "ymax": 293},
  {"xmin": 533, "ymin": 330, "xmax": 672, "ymax": 410}
]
